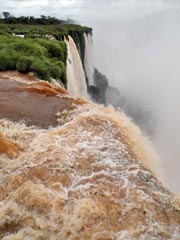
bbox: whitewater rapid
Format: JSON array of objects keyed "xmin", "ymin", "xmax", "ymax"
[{"xmin": 0, "ymin": 78, "xmax": 180, "ymax": 239}]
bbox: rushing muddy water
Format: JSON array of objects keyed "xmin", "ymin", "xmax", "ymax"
[{"xmin": 0, "ymin": 73, "xmax": 180, "ymax": 240}]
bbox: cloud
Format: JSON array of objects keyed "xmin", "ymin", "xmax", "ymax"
[
  {"xmin": 77, "ymin": 0, "xmax": 180, "ymax": 24},
  {"xmin": 1, "ymin": 0, "xmax": 179, "ymax": 22},
  {"xmin": 0, "ymin": 0, "xmax": 82, "ymax": 18}
]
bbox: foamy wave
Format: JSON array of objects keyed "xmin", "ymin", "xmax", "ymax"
[{"xmin": 0, "ymin": 96, "xmax": 179, "ymax": 239}]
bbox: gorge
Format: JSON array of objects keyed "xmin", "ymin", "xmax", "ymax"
[{"xmin": 0, "ymin": 19, "xmax": 180, "ymax": 239}]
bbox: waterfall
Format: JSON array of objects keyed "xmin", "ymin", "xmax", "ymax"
[
  {"xmin": 84, "ymin": 33, "xmax": 94, "ymax": 86},
  {"xmin": 66, "ymin": 36, "xmax": 88, "ymax": 98}
]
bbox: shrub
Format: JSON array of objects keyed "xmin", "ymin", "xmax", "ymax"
[
  {"xmin": 50, "ymin": 65, "xmax": 61, "ymax": 79},
  {"xmin": 36, "ymin": 39, "xmax": 67, "ymax": 61},
  {"xmin": 16, "ymin": 56, "xmax": 33, "ymax": 73},
  {"xmin": 51, "ymin": 60, "xmax": 67, "ymax": 85},
  {"xmin": 0, "ymin": 50, "xmax": 17, "ymax": 70},
  {"xmin": 12, "ymin": 42, "xmax": 46, "ymax": 57},
  {"xmin": 0, "ymin": 35, "xmax": 67, "ymax": 84},
  {"xmin": 30, "ymin": 60, "xmax": 51, "ymax": 81}
]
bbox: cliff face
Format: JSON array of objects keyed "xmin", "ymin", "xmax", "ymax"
[{"xmin": 0, "ymin": 72, "xmax": 180, "ymax": 240}]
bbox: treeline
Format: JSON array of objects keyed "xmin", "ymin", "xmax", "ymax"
[{"xmin": 0, "ymin": 12, "xmax": 75, "ymax": 25}]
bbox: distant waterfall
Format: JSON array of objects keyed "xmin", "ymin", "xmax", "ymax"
[
  {"xmin": 66, "ymin": 36, "xmax": 88, "ymax": 98},
  {"xmin": 84, "ymin": 33, "xmax": 94, "ymax": 86}
]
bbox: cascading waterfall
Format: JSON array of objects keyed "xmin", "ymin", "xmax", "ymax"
[
  {"xmin": 66, "ymin": 36, "xmax": 88, "ymax": 98},
  {"xmin": 84, "ymin": 33, "xmax": 94, "ymax": 86}
]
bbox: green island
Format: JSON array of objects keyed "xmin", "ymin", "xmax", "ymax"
[{"xmin": 0, "ymin": 14, "xmax": 92, "ymax": 87}]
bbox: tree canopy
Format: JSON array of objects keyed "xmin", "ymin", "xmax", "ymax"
[{"xmin": 0, "ymin": 13, "xmax": 75, "ymax": 25}]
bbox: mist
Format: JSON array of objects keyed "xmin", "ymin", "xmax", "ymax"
[
  {"xmin": 1, "ymin": 0, "xmax": 180, "ymax": 192},
  {"xmin": 78, "ymin": 5, "xmax": 180, "ymax": 192}
]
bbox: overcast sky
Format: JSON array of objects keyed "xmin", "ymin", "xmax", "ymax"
[{"xmin": 1, "ymin": 0, "xmax": 180, "ymax": 23}]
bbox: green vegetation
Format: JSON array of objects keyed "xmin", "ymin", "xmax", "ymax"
[
  {"xmin": 0, "ymin": 14, "xmax": 92, "ymax": 40},
  {"xmin": 0, "ymin": 35, "xmax": 67, "ymax": 84},
  {"xmin": 0, "ymin": 13, "xmax": 75, "ymax": 25},
  {"xmin": 0, "ymin": 14, "xmax": 92, "ymax": 86},
  {"xmin": 0, "ymin": 23, "xmax": 91, "ymax": 41}
]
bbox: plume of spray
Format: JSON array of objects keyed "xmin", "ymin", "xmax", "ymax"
[
  {"xmin": 0, "ymin": 0, "xmax": 180, "ymax": 192},
  {"xmin": 77, "ymin": 2, "xmax": 180, "ymax": 192}
]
